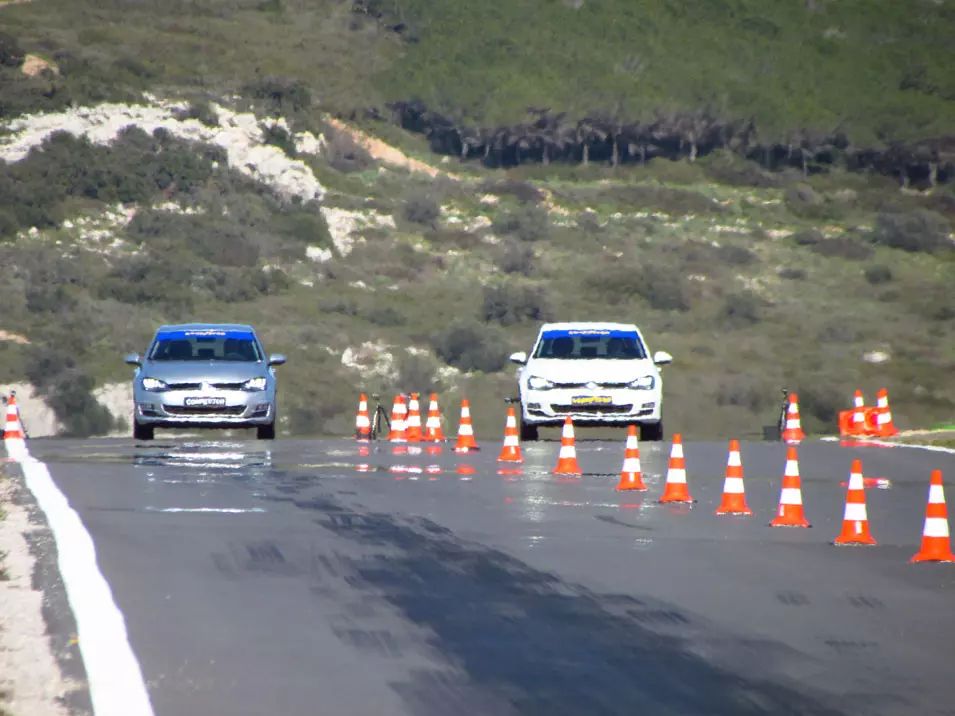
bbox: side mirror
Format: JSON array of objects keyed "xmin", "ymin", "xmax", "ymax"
[
  {"xmin": 509, "ymin": 351, "xmax": 528, "ymax": 365},
  {"xmin": 125, "ymin": 352, "xmax": 141, "ymax": 367},
  {"xmin": 268, "ymin": 353, "xmax": 287, "ymax": 366},
  {"xmin": 653, "ymin": 350, "xmax": 672, "ymax": 366}
]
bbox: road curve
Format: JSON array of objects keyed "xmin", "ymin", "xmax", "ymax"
[{"xmin": 8, "ymin": 435, "xmax": 955, "ymax": 716}]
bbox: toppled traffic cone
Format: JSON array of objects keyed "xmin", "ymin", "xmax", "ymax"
[
  {"xmin": 3, "ymin": 394, "xmax": 25, "ymax": 442},
  {"xmin": 770, "ymin": 447, "xmax": 810, "ymax": 528},
  {"xmin": 423, "ymin": 393, "xmax": 445, "ymax": 442},
  {"xmin": 454, "ymin": 399, "xmax": 479, "ymax": 453},
  {"xmin": 388, "ymin": 395, "xmax": 407, "ymax": 442},
  {"xmin": 911, "ymin": 470, "xmax": 955, "ymax": 563},
  {"xmin": 659, "ymin": 434, "xmax": 692, "ymax": 503},
  {"xmin": 355, "ymin": 393, "xmax": 371, "ymax": 440},
  {"xmin": 839, "ymin": 390, "xmax": 869, "ymax": 437},
  {"xmin": 553, "ymin": 416, "xmax": 582, "ymax": 475},
  {"xmin": 615, "ymin": 425, "xmax": 647, "ymax": 491},
  {"xmin": 781, "ymin": 393, "xmax": 806, "ymax": 445},
  {"xmin": 715, "ymin": 439, "xmax": 752, "ymax": 515},
  {"xmin": 875, "ymin": 388, "xmax": 899, "ymax": 438},
  {"xmin": 497, "ymin": 408, "xmax": 523, "ymax": 462},
  {"xmin": 405, "ymin": 393, "xmax": 423, "ymax": 442},
  {"xmin": 834, "ymin": 459, "xmax": 877, "ymax": 545}
]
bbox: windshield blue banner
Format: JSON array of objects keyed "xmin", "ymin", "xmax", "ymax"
[
  {"xmin": 541, "ymin": 329, "xmax": 638, "ymax": 339},
  {"xmin": 157, "ymin": 329, "xmax": 255, "ymax": 341}
]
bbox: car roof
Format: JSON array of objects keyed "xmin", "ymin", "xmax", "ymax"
[
  {"xmin": 156, "ymin": 323, "xmax": 257, "ymax": 334},
  {"xmin": 538, "ymin": 322, "xmax": 640, "ymax": 333}
]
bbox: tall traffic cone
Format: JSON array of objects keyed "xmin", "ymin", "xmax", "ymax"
[
  {"xmin": 851, "ymin": 390, "xmax": 867, "ymax": 435},
  {"xmin": 834, "ymin": 459, "xmax": 877, "ymax": 545},
  {"xmin": 781, "ymin": 393, "xmax": 806, "ymax": 444},
  {"xmin": 454, "ymin": 400, "xmax": 479, "ymax": 453},
  {"xmin": 715, "ymin": 440, "xmax": 753, "ymax": 515},
  {"xmin": 355, "ymin": 394, "xmax": 371, "ymax": 440},
  {"xmin": 3, "ymin": 394, "xmax": 26, "ymax": 441},
  {"xmin": 875, "ymin": 388, "xmax": 899, "ymax": 438},
  {"xmin": 388, "ymin": 395, "xmax": 407, "ymax": 442},
  {"xmin": 615, "ymin": 425, "xmax": 647, "ymax": 491},
  {"xmin": 659, "ymin": 434, "xmax": 693, "ymax": 503},
  {"xmin": 497, "ymin": 408, "xmax": 523, "ymax": 462},
  {"xmin": 911, "ymin": 470, "xmax": 955, "ymax": 563},
  {"xmin": 405, "ymin": 393, "xmax": 423, "ymax": 442},
  {"xmin": 553, "ymin": 416, "xmax": 582, "ymax": 475},
  {"xmin": 423, "ymin": 393, "xmax": 445, "ymax": 442},
  {"xmin": 770, "ymin": 447, "xmax": 810, "ymax": 528}
]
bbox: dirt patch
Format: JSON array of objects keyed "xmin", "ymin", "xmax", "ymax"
[
  {"xmin": 0, "ymin": 473, "xmax": 76, "ymax": 716},
  {"xmin": 21, "ymin": 55, "xmax": 57, "ymax": 77},
  {"xmin": 0, "ymin": 331, "xmax": 30, "ymax": 346}
]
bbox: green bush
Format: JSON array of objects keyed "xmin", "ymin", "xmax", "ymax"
[
  {"xmin": 492, "ymin": 238, "xmax": 535, "ymax": 276},
  {"xmin": 721, "ymin": 291, "xmax": 762, "ymax": 327},
  {"xmin": 864, "ymin": 264, "xmax": 893, "ymax": 284},
  {"xmin": 809, "ymin": 237, "xmax": 873, "ymax": 260},
  {"xmin": 431, "ymin": 317, "xmax": 509, "ymax": 373},
  {"xmin": 400, "ymin": 191, "xmax": 441, "ymax": 226},
  {"xmin": 491, "ymin": 204, "xmax": 550, "ymax": 242},
  {"xmin": 482, "ymin": 280, "xmax": 554, "ymax": 325},
  {"xmin": 870, "ymin": 210, "xmax": 953, "ymax": 254}
]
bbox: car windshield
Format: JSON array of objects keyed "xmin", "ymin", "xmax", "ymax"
[
  {"xmin": 532, "ymin": 329, "xmax": 647, "ymax": 360},
  {"xmin": 148, "ymin": 330, "xmax": 262, "ymax": 362}
]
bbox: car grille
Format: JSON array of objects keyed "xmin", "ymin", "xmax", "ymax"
[
  {"xmin": 551, "ymin": 382, "xmax": 631, "ymax": 389},
  {"xmin": 166, "ymin": 382, "xmax": 246, "ymax": 391},
  {"xmin": 551, "ymin": 404, "xmax": 634, "ymax": 415},
  {"xmin": 164, "ymin": 405, "xmax": 247, "ymax": 416},
  {"xmin": 166, "ymin": 382, "xmax": 202, "ymax": 391}
]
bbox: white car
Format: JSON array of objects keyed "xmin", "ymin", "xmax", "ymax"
[{"xmin": 509, "ymin": 322, "xmax": 671, "ymax": 441}]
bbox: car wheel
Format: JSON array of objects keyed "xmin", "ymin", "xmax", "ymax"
[
  {"xmin": 133, "ymin": 420, "xmax": 154, "ymax": 441},
  {"xmin": 519, "ymin": 408, "xmax": 539, "ymax": 442},
  {"xmin": 256, "ymin": 421, "xmax": 276, "ymax": 440},
  {"xmin": 640, "ymin": 420, "xmax": 664, "ymax": 442}
]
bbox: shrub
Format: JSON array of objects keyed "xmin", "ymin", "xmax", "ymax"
[
  {"xmin": 492, "ymin": 238, "xmax": 535, "ymax": 276},
  {"xmin": 790, "ymin": 229, "xmax": 824, "ymax": 246},
  {"xmin": 261, "ymin": 122, "xmax": 297, "ymax": 157},
  {"xmin": 477, "ymin": 179, "xmax": 544, "ymax": 204},
  {"xmin": 431, "ymin": 318, "xmax": 509, "ymax": 373},
  {"xmin": 392, "ymin": 351, "xmax": 441, "ymax": 395},
  {"xmin": 324, "ymin": 128, "xmax": 376, "ymax": 173},
  {"xmin": 0, "ymin": 32, "xmax": 25, "ymax": 68},
  {"xmin": 364, "ymin": 305, "xmax": 407, "ymax": 327},
  {"xmin": 870, "ymin": 210, "xmax": 953, "ymax": 254},
  {"xmin": 400, "ymin": 191, "xmax": 441, "ymax": 226},
  {"xmin": 809, "ymin": 237, "xmax": 873, "ymax": 260},
  {"xmin": 778, "ymin": 267, "xmax": 807, "ymax": 280},
  {"xmin": 716, "ymin": 244, "xmax": 758, "ymax": 266},
  {"xmin": 491, "ymin": 204, "xmax": 549, "ymax": 242},
  {"xmin": 702, "ymin": 152, "xmax": 781, "ymax": 188},
  {"xmin": 174, "ymin": 99, "xmax": 220, "ymax": 128},
  {"xmin": 482, "ymin": 281, "xmax": 554, "ymax": 326},
  {"xmin": 864, "ymin": 264, "xmax": 893, "ymax": 284},
  {"xmin": 721, "ymin": 291, "xmax": 762, "ymax": 327},
  {"xmin": 599, "ymin": 185, "xmax": 723, "ymax": 216}
]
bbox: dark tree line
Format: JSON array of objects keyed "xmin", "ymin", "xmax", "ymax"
[{"xmin": 351, "ymin": 100, "xmax": 955, "ymax": 189}]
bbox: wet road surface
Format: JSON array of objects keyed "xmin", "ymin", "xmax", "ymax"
[{"xmin": 13, "ymin": 436, "xmax": 955, "ymax": 716}]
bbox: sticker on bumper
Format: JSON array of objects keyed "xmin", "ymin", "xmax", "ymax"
[{"xmin": 571, "ymin": 395, "xmax": 613, "ymax": 405}]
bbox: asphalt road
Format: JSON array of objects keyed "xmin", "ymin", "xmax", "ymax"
[{"xmin": 12, "ymin": 434, "xmax": 955, "ymax": 716}]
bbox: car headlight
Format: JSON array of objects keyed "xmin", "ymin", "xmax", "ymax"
[
  {"xmin": 242, "ymin": 377, "xmax": 268, "ymax": 391},
  {"xmin": 527, "ymin": 376, "xmax": 554, "ymax": 390},
  {"xmin": 141, "ymin": 377, "xmax": 168, "ymax": 392},
  {"xmin": 628, "ymin": 375, "xmax": 656, "ymax": 390}
]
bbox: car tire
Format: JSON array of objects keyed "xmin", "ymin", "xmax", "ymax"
[
  {"xmin": 640, "ymin": 420, "xmax": 664, "ymax": 442},
  {"xmin": 133, "ymin": 420, "xmax": 154, "ymax": 441},
  {"xmin": 256, "ymin": 421, "xmax": 276, "ymax": 440},
  {"xmin": 518, "ymin": 408, "xmax": 539, "ymax": 442}
]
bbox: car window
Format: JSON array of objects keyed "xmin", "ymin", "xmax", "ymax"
[
  {"xmin": 532, "ymin": 330, "xmax": 647, "ymax": 359},
  {"xmin": 149, "ymin": 330, "xmax": 262, "ymax": 362}
]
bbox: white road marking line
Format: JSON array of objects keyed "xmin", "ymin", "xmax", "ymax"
[
  {"xmin": 145, "ymin": 506, "xmax": 266, "ymax": 513},
  {"xmin": 6, "ymin": 438, "xmax": 155, "ymax": 716}
]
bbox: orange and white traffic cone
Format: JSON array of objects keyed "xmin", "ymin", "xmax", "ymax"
[
  {"xmin": 405, "ymin": 393, "xmax": 423, "ymax": 442},
  {"xmin": 770, "ymin": 447, "xmax": 810, "ymax": 528},
  {"xmin": 875, "ymin": 388, "xmax": 899, "ymax": 438},
  {"xmin": 497, "ymin": 408, "xmax": 523, "ymax": 462},
  {"xmin": 388, "ymin": 395, "xmax": 407, "ymax": 442},
  {"xmin": 3, "ymin": 394, "xmax": 25, "ymax": 441},
  {"xmin": 911, "ymin": 470, "xmax": 955, "ymax": 563},
  {"xmin": 615, "ymin": 425, "xmax": 647, "ymax": 491},
  {"xmin": 454, "ymin": 400, "xmax": 479, "ymax": 453},
  {"xmin": 553, "ymin": 416, "xmax": 582, "ymax": 475},
  {"xmin": 423, "ymin": 393, "xmax": 445, "ymax": 442},
  {"xmin": 659, "ymin": 434, "xmax": 693, "ymax": 503},
  {"xmin": 715, "ymin": 439, "xmax": 752, "ymax": 515},
  {"xmin": 851, "ymin": 390, "xmax": 867, "ymax": 436},
  {"xmin": 355, "ymin": 394, "xmax": 371, "ymax": 441},
  {"xmin": 781, "ymin": 393, "xmax": 806, "ymax": 445},
  {"xmin": 834, "ymin": 459, "xmax": 877, "ymax": 545}
]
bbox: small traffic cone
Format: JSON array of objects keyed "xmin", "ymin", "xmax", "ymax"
[
  {"xmin": 834, "ymin": 459, "xmax": 877, "ymax": 545},
  {"xmin": 454, "ymin": 400, "xmax": 479, "ymax": 453},
  {"xmin": 553, "ymin": 416, "xmax": 582, "ymax": 475},
  {"xmin": 781, "ymin": 393, "xmax": 806, "ymax": 445},
  {"xmin": 423, "ymin": 393, "xmax": 445, "ymax": 442},
  {"xmin": 497, "ymin": 408, "xmax": 523, "ymax": 462},
  {"xmin": 615, "ymin": 425, "xmax": 647, "ymax": 491},
  {"xmin": 388, "ymin": 395, "xmax": 407, "ymax": 442},
  {"xmin": 875, "ymin": 388, "xmax": 899, "ymax": 438},
  {"xmin": 3, "ymin": 395, "xmax": 26, "ymax": 441},
  {"xmin": 659, "ymin": 434, "xmax": 693, "ymax": 503},
  {"xmin": 911, "ymin": 470, "xmax": 955, "ymax": 563},
  {"xmin": 405, "ymin": 393, "xmax": 423, "ymax": 442},
  {"xmin": 715, "ymin": 440, "xmax": 752, "ymax": 515},
  {"xmin": 355, "ymin": 394, "xmax": 371, "ymax": 440},
  {"xmin": 770, "ymin": 447, "xmax": 810, "ymax": 528}
]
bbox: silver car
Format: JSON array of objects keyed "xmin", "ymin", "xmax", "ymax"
[{"xmin": 125, "ymin": 323, "xmax": 286, "ymax": 441}]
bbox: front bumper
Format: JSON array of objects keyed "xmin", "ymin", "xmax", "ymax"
[
  {"xmin": 134, "ymin": 389, "xmax": 275, "ymax": 428},
  {"xmin": 521, "ymin": 387, "xmax": 661, "ymax": 426}
]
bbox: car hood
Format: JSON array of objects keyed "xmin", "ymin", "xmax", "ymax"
[
  {"xmin": 141, "ymin": 361, "xmax": 268, "ymax": 383},
  {"xmin": 524, "ymin": 359, "xmax": 658, "ymax": 384}
]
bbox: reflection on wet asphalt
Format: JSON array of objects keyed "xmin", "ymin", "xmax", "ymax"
[{"xmin": 25, "ymin": 437, "xmax": 955, "ymax": 716}]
